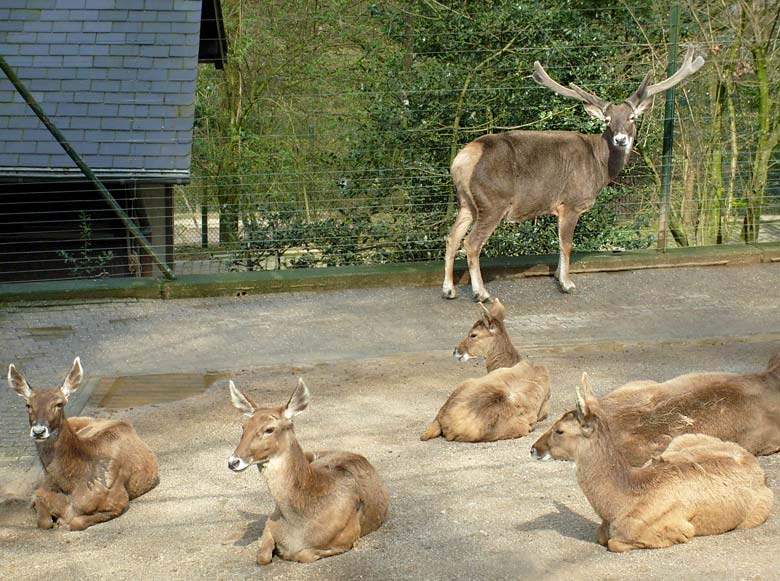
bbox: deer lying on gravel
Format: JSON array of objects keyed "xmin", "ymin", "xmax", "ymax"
[
  {"xmin": 442, "ymin": 47, "xmax": 704, "ymax": 301},
  {"xmin": 228, "ymin": 379, "xmax": 389, "ymax": 565},
  {"xmin": 7, "ymin": 358, "xmax": 159, "ymax": 531},
  {"xmin": 567, "ymin": 372, "xmax": 773, "ymax": 552},
  {"xmin": 422, "ymin": 303, "xmax": 549, "ymax": 442},
  {"xmin": 453, "ymin": 298, "xmax": 523, "ymax": 373},
  {"xmin": 531, "ymin": 352, "xmax": 780, "ymax": 465}
]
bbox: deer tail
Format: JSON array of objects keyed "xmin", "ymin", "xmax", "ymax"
[{"xmin": 420, "ymin": 419, "xmax": 442, "ymax": 441}]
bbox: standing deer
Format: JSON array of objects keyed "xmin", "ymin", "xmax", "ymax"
[
  {"xmin": 568, "ymin": 372, "xmax": 772, "ymax": 552},
  {"xmin": 227, "ymin": 379, "xmax": 389, "ymax": 565},
  {"xmin": 7, "ymin": 358, "xmax": 159, "ymax": 531},
  {"xmin": 442, "ymin": 47, "xmax": 705, "ymax": 301}
]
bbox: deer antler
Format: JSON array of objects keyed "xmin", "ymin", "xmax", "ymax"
[
  {"xmin": 627, "ymin": 46, "xmax": 705, "ymax": 107},
  {"xmin": 532, "ymin": 61, "xmax": 609, "ymax": 111}
]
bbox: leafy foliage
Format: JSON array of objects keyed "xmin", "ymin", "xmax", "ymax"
[{"xmin": 57, "ymin": 211, "xmax": 114, "ymax": 278}]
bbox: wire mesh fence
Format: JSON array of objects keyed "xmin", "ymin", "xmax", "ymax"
[{"xmin": 1, "ymin": 1, "xmax": 779, "ymax": 284}]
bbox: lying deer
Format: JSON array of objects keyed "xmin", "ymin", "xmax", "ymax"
[
  {"xmin": 422, "ymin": 303, "xmax": 548, "ymax": 442},
  {"xmin": 566, "ymin": 372, "xmax": 772, "ymax": 552},
  {"xmin": 227, "ymin": 379, "xmax": 389, "ymax": 565},
  {"xmin": 442, "ymin": 47, "xmax": 705, "ymax": 301},
  {"xmin": 531, "ymin": 352, "xmax": 780, "ymax": 465},
  {"xmin": 453, "ymin": 298, "xmax": 522, "ymax": 373},
  {"xmin": 7, "ymin": 358, "xmax": 159, "ymax": 531}
]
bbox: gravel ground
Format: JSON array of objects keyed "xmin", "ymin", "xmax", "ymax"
[
  {"xmin": 1, "ymin": 341, "xmax": 779, "ymax": 580},
  {"xmin": 2, "ymin": 264, "xmax": 779, "ymax": 579}
]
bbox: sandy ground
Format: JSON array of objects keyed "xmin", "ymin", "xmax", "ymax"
[{"xmin": 1, "ymin": 339, "xmax": 778, "ymax": 580}]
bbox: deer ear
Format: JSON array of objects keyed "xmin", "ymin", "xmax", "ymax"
[
  {"xmin": 488, "ymin": 298, "xmax": 505, "ymax": 322},
  {"xmin": 633, "ymin": 95, "xmax": 654, "ymax": 117},
  {"xmin": 60, "ymin": 357, "xmax": 83, "ymax": 398},
  {"xmin": 284, "ymin": 378, "xmax": 310, "ymax": 419},
  {"xmin": 478, "ymin": 301, "xmax": 490, "ymax": 325},
  {"xmin": 583, "ymin": 103, "xmax": 607, "ymax": 121},
  {"xmin": 8, "ymin": 364, "xmax": 32, "ymax": 400},
  {"xmin": 575, "ymin": 373, "xmax": 598, "ymax": 436},
  {"xmin": 229, "ymin": 380, "xmax": 256, "ymax": 416},
  {"xmin": 575, "ymin": 372, "xmax": 593, "ymax": 418}
]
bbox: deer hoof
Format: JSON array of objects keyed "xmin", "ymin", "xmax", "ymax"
[
  {"xmin": 441, "ymin": 286, "xmax": 458, "ymax": 300},
  {"xmin": 473, "ymin": 292, "xmax": 491, "ymax": 303},
  {"xmin": 37, "ymin": 515, "xmax": 55, "ymax": 530},
  {"xmin": 558, "ymin": 281, "xmax": 577, "ymax": 294}
]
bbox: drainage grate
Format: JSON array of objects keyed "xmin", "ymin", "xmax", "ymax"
[{"xmin": 89, "ymin": 372, "xmax": 224, "ymax": 408}]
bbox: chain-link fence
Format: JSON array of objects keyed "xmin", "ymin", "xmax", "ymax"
[{"xmin": 2, "ymin": 1, "xmax": 779, "ymax": 284}]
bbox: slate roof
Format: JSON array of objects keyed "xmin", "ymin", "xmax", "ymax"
[{"xmin": 0, "ymin": 0, "xmax": 210, "ymax": 183}]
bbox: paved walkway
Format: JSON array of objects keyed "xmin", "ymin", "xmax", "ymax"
[{"xmin": 2, "ymin": 262, "xmax": 779, "ymax": 467}]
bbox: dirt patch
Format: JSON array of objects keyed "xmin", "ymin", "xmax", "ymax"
[{"xmin": 1, "ymin": 342, "xmax": 778, "ymax": 580}]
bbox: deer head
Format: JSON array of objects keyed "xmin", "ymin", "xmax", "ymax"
[
  {"xmin": 7, "ymin": 357, "xmax": 83, "ymax": 441},
  {"xmin": 530, "ymin": 410, "xmax": 580, "ymax": 461},
  {"xmin": 227, "ymin": 379, "xmax": 310, "ymax": 472},
  {"xmin": 453, "ymin": 298, "xmax": 507, "ymax": 362},
  {"xmin": 533, "ymin": 46, "xmax": 704, "ymax": 151}
]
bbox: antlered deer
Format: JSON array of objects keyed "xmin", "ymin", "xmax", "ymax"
[
  {"xmin": 442, "ymin": 47, "xmax": 705, "ymax": 301},
  {"xmin": 568, "ymin": 372, "xmax": 772, "ymax": 552},
  {"xmin": 453, "ymin": 298, "xmax": 523, "ymax": 373},
  {"xmin": 531, "ymin": 352, "xmax": 780, "ymax": 465},
  {"xmin": 227, "ymin": 379, "xmax": 389, "ymax": 565},
  {"xmin": 7, "ymin": 358, "xmax": 159, "ymax": 531}
]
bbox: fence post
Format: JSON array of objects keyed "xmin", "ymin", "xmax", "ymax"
[
  {"xmin": 657, "ymin": 2, "xmax": 681, "ymax": 252},
  {"xmin": 0, "ymin": 54, "xmax": 177, "ymax": 280}
]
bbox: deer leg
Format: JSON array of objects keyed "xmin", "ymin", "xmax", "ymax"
[
  {"xmin": 34, "ymin": 487, "xmax": 72, "ymax": 529},
  {"xmin": 463, "ymin": 211, "xmax": 502, "ymax": 302},
  {"xmin": 288, "ymin": 509, "xmax": 361, "ymax": 563},
  {"xmin": 442, "ymin": 206, "xmax": 474, "ymax": 299},
  {"xmin": 256, "ymin": 522, "xmax": 276, "ymax": 565},
  {"xmin": 555, "ymin": 207, "xmax": 580, "ymax": 294},
  {"xmin": 66, "ymin": 485, "xmax": 129, "ymax": 531},
  {"xmin": 597, "ymin": 520, "xmax": 610, "ymax": 546}
]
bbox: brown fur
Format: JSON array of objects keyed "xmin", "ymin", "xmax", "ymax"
[
  {"xmin": 441, "ymin": 50, "xmax": 704, "ymax": 301},
  {"xmin": 453, "ymin": 298, "xmax": 522, "ymax": 373},
  {"xmin": 571, "ymin": 373, "xmax": 773, "ymax": 552},
  {"xmin": 7, "ymin": 358, "xmax": 159, "ymax": 531},
  {"xmin": 228, "ymin": 379, "xmax": 389, "ymax": 565},
  {"xmin": 531, "ymin": 353, "xmax": 780, "ymax": 465},
  {"xmin": 421, "ymin": 360, "xmax": 550, "ymax": 442}
]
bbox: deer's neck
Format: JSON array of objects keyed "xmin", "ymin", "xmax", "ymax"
[
  {"xmin": 35, "ymin": 417, "xmax": 90, "ymax": 481},
  {"xmin": 594, "ymin": 133, "xmax": 631, "ymax": 182},
  {"xmin": 575, "ymin": 421, "xmax": 637, "ymax": 522},
  {"xmin": 262, "ymin": 433, "xmax": 322, "ymax": 515},
  {"xmin": 485, "ymin": 324, "xmax": 523, "ymax": 373}
]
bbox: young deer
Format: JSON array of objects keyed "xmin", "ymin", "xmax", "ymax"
[
  {"xmin": 7, "ymin": 358, "xmax": 159, "ymax": 531},
  {"xmin": 422, "ymin": 298, "xmax": 549, "ymax": 442},
  {"xmin": 453, "ymin": 298, "xmax": 522, "ymax": 373},
  {"xmin": 531, "ymin": 352, "xmax": 780, "ymax": 464},
  {"xmin": 569, "ymin": 372, "xmax": 772, "ymax": 552},
  {"xmin": 227, "ymin": 379, "xmax": 389, "ymax": 565}
]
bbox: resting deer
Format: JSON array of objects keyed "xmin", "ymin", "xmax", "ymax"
[
  {"xmin": 227, "ymin": 379, "xmax": 389, "ymax": 565},
  {"xmin": 563, "ymin": 372, "xmax": 772, "ymax": 552},
  {"xmin": 453, "ymin": 298, "xmax": 522, "ymax": 373},
  {"xmin": 442, "ymin": 47, "xmax": 705, "ymax": 301},
  {"xmin": 7, "ymin": 358, "xmax": 159, "ymax": 531},
  {"xmin": 531, "ymin": 352, "xmax": 780, "ymax": 465}
]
